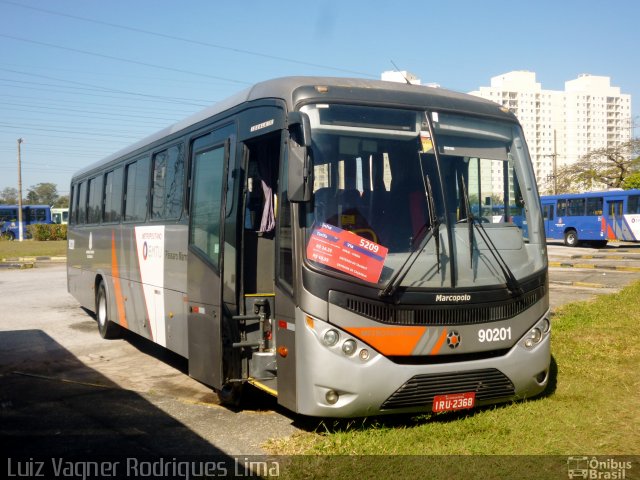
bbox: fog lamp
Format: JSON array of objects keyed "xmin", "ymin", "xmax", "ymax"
[{"xmin": 325, "ymin": 390, "xmax": 339, "ymax": 405}]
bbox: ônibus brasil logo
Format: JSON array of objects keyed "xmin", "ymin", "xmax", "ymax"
[{"xmin": 435, "ymin": 294, "xmax": 471, "ymax": 303}]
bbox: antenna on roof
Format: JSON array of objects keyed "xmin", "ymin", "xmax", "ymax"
[{"xmin": 390, "ymin": 60, "xmax": 412, "ymax": 85}]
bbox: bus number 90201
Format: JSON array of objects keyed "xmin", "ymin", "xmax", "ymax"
[{"xmin": 478, "ymin": 327, "xmax": 511, "ymax": 343}]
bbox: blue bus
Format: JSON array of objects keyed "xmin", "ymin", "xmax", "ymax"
[
  {"xmin": 0, "ymin": 204, "xmax": 53, "ymax": 240},
  {"xmin": 540, "ymin": 190, "xmax": 640, "ymax": 247}
]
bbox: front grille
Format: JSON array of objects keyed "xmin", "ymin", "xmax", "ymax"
[
  {"xmin": 333, "ymin": 286, "xmax": 545, "ymax": 326},
  {"xmin": 381, "ymin": 368, "xmax": 515, "ymax": 410}
]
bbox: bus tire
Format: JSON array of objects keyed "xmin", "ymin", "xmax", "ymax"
[
  {"xmin": 1, "ymin": 231, "xmax": 15, "ymax": 241},
  {"xmin": 564, "ymin": 229, "xmax": 579, "ymax": 247},
  {"xmin": 96, "ymin": 281, "xmax": 121, "ymax": 339}
]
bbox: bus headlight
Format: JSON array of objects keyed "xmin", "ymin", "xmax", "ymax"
[
  {"xmin": 323, "ymin": 329, "xmax": 340, "ymax": 347},
  {"xmin": 541, "ymin": 318, "xmax": 551, "ymax": 333},
  {"xmin": 342, "ymin": 339, "xmax": 357, "ymax": 356},
  {"xmin": 524, "ymin": 327, "xmax": 542, "ymax": 348}
]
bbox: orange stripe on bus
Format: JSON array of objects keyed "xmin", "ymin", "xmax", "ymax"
[
  {"xmin": 343, "ymin": 326, "xmax": 426, "ymax": 356},
  {"xmin": 111, "ymin": 231, "xmax": 128, "ymax": 328},
  {"xmin": 430, "ymin": 328, "xmax": 448, "ymax": 355}
]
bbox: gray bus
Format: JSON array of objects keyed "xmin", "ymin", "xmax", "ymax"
[{"xmin": 67, "ymin": 77, "xmax": 550, "ymax": 417}]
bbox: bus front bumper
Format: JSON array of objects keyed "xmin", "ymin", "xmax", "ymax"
[{"xmin": 293, "ymin": 312, "xmax": 551, "ymax": 418}]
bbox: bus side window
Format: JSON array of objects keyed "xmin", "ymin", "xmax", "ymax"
[
  {"xmin": 124, "ymin": 158, "xmax": 150, "ymax": 223},
  {"xmin": 77, "ymin": 181, "xmax": 88, "ymax": 225},
  {"xmin": 543, "ymin": 205, "xmax": 553, "ymax": 221},
  {"xmin": 87, "ymin": 176, "xmax": 103, "ymax": 224},
  {"xmin": 586, "ymin": 197, "xmax": 603, "ymax": 216},
  {"xmin": 152, "ymin": 144, "xmax": 184, "ymax": 220},
  {"xmin": 557, "ymin": 199, "xmax": 566, "ymax": 217},
  {"xmin": 103, "ymin": 168, "xmax": 123, "ymax": 223}
]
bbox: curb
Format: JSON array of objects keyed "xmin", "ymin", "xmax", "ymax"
[
  {"xmin": 0, "ymin": 262, "xmax": 34, "ymax": 269},
  {"xmin": 569, "ymin": 254, "xmax": 640, "ymax": 260},
  {"xmin": 0, "ymin": 256, "xmax": 65, "ymax": 269},
  {"xmin": 549, "ymin": 279, "xmax": 608, "ymax": 289},
  {"xmin": 1, "ymin": 256, "xmax": 66, "ymax": 262},
  {"xmin": 549, "ymin": 261, "xmax": 640, "ymax": 272}
]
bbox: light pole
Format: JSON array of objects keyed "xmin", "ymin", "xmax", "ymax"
[{"xmin": 17, "ymin": 138, "xmax": 24, "ymax": 241}]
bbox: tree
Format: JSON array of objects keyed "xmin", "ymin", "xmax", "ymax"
[
  {"xmin": 54, "ymin": 195, "xmax": 69, "ymax": 208},
  {"xmin": 623, "ymin": 172, "xmax": 640, "ymax": 190},
  {"xmin": 551, "ymin": 139, "xmax": 640, "ymax": 193},
  {"xmin": 0, "ymin": 187, "xmax": 18, "ymax": 204},
  {"xmin": 26, "ymin": 182, "xmax": 59, "ymax": 205}
]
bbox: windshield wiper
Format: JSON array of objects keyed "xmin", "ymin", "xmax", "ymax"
[
  {"xmin": 460, "ymin": 175, "xmax": 475, "ymax": 266},
  {"xmin": 379, "ymin": 175, "xmax": 440, "ymax": 299},
  {"xmin": 458, "ymin": 176, "xmax": 523, "ymax": 297}
]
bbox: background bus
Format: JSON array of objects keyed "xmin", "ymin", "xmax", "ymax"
[
  {"xmin": 0, "ymin": 204, "xmax": 53, "ymax": 240},
  {"xmin": 540, "ymin": 190, "xmax": 640, "ymax": 247},
  {"xmin": 68, "ymin": 77, "xmax": 550, "ymax": 417},
  {"xmin": 51, "ymin": 207, "xmax": 69, "ymax": 225}
]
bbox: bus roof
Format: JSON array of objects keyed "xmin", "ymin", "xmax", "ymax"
[
  {"xmin": 72, "ymin": 76, "xmax": 517, "ymax": 180},
  {"xmin": 541, "ymin": 189, "xmax": 640, "ymax": 201},
  {"xmin": 0, "ymin": 204, "xmax": 51, "ymax": 209}
]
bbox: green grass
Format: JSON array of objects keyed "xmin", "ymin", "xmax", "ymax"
[
  {"xmin": 0, "ymin": 239, "xmax": 67, "ymax": 259},
  {"xmin": 266, "ymin": 282, "xmax": 640, "ymax": 463}
]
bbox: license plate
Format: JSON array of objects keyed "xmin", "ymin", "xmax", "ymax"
[{"xmin": 432, "ymin": 392, "xmax": 476, "ymax": 412}]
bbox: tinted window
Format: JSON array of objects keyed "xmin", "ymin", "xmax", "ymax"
[
  {"xmin": 77, "ymin": 181, "xmax": 88, "ymax": 225},
  {"xmin": 69, "ymin": 185, "xmax": 76, "ymax": 225},
  {"xmin": 586, "ymin": 197, "xmax": 603, "ymax": 216},
  {"xmin": 557, "ymin": 199, "xmax": 566, "ymax": 217},
  {"xmin": 567, "ymin": 198, "xmax": 585, "ymax": 216},
  {"xmin": 189, "ymin": 147, "xmax": 224, "ymax": 266},
  {"xmin": 104, "ymin": 168, "xmax": 124, "ymax": 223},
  {"xmin": 152, "ymin": 144, "xmax": 184, "ymax": 220},
  {"xmin": 543, "ymin": 204, "xmax": 554, "ymax": 221},
  {"xmin": 278, "ymin": 148, "xmax": 293, "ymax": 289},
  {"xmin": 87, "ymin": 176, "xmax": 103, "ymax": 224},
  {"xmin": 628, "ymin": 195, "xmax": 640, "ymax": 214},
  {"xmin": 124, "ymin": 158, "xmax": 150, "ymax": 222},
  {"xmin": 0, "ymin": 208, "xmax": 17, "ymax": 222},
  {"xmin": 28, "ymin": 208, "xmax": 47, "ymax": 222}
]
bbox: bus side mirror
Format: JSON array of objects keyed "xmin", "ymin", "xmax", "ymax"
[
  {"xmin": 287, "ymin": 112, "xmax": 313, "ymax": 203},
  {"xmin": 287, "ymin": 111, "xmax": 311, "ymax": 147}
]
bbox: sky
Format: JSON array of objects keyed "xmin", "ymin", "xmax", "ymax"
[{"xmin": 1, "ymin": 0, "xmax": 638, "ymax": 198}]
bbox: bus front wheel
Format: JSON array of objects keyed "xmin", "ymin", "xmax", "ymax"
[
  {"xmin": 564, "ymin": 229, "xmax": 579, "ymax": 247},
  {"xmin": 96, "ymin": 281, "xmax": 121, "ymax": 339}
]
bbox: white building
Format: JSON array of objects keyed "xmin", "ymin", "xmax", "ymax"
[{"xmin": 470, "ymin": 71, "xmax": 632, "ymax": 193}]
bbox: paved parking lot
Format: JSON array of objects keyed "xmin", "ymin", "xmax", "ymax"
[
  {"xmin": 1, "ymin": 243, "xmax": 639, "ymax": 458},
  {"xmin": 0, "ymin": 264, "xmax": 299, "ymax": 458},
  {"xmin": 547, "ymin": 242, "xmax": 640, "ymax": 309}
]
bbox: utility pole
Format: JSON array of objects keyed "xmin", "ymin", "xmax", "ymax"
[
  {"xmin": 543, "ymin": 129, "xmax": 558, "ymax": 195},
  {"xmin": 17, "ymin": 138, "xmax": 24, "ymax": 242},
  {"xmin": 552, "ymin": 129, "xmax": 557, "ymax": 195}
]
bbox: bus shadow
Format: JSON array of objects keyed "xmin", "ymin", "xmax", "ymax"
[{"xmin": 0, "ymin": 329, "xmax": 241, "ymax": 461}]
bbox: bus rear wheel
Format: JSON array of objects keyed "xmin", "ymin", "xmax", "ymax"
[
  {"xmin": 564, "ymin": 229, "xmax": 579, "ymax": 247},
  {"xmin": 96, "ymin": 281, "xmax": 121, "ymax": 339}
]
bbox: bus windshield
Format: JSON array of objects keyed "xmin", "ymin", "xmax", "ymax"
[{"xmin": 302, "ymin": 104, "xmax": 545, "ymax": 290}]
